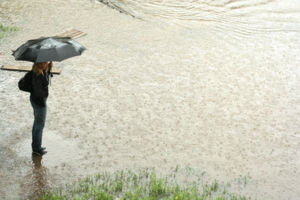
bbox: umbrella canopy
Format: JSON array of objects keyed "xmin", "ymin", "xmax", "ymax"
[{"xmin": 12, "ymin": 36, "xmax": 86, "ymax": 63}]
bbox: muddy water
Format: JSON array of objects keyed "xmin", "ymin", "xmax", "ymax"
[{"xmin": 0, "ymin": 0, "xmax": 300, "ymax": 199}]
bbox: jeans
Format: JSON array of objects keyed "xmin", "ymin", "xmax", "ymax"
[{"xmin": 30, "ymin": 97, "xmax": 47, "ymax": 151}]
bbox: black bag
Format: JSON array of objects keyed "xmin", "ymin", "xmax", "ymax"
[{"xmin": 18, "ymin": 71, "xmax": 33, "ymax": 92}]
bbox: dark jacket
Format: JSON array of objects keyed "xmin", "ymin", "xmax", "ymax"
[{"xmin": 30, "ymin": 71, "xmax": 50, "ymax": 107}]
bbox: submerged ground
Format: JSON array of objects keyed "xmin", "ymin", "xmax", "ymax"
[{"xmin": 0, "ymin": 0, "xmax": 299, "ymax": 199}]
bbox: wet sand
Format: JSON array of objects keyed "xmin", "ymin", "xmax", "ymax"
[{"xmin": 0, "ymin": 0, "xmax": 300, "ymax": 199}]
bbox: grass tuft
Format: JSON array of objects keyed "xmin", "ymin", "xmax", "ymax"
[
  {"xmin": 0, "ymin": 23, "xmax": 19, "ymax": 40},
  {"xmin": 39, "ymin": 168, "xmax": 254, "ymax": 200}
]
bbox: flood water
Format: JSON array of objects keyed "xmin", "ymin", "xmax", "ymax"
[{"xmin": 0, "ymin": 0, "xmax": 299, "ymax": 199}]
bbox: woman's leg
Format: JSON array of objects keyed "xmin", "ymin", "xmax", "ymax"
[
  {"xmin": 31, "ymin": 118, "xmax": 36, "ymax": 149},
  {"xmin": 30, "ymin": 98, "xmax": 47, "ymax": 152}
]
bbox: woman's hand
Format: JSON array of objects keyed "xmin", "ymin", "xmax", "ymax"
[{"xmin": 48, "ymin": 62, "xmax": 53, "ymax": 69}]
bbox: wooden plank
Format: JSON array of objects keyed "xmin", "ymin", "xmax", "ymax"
[
  {"xmin": 1, "ymin": 65, "xmax": 61, "ymax": 74},
  {"xmin": 56, "ymin": 28, "xmax": 87, "ymax": 39},
  {"xmin": 55, "ymin": 27, "xmax": 75, "ymax": 37},
  {"xmin": 72, "ymin": 32, "xmax": 87, "ymax": 39},
  {"xmin": 57, "ymin": 30, "xmax": 77, "ymax": 37},
  {"xmin": 68, "ymin": 32, "xmax": 82, "ymax": 38}
]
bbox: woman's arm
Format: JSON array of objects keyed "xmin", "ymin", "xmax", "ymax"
[
  {"xmin": 48, "ymin": 61, "xmax": 54, "ymax": 77},
  {"xmin": 48, "ymin": 62, "xmax": 53, "ymax": 70}
]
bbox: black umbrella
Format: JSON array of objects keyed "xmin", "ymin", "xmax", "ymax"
[{"xmin": 12, "ymin": 36, "xmax": 86, "ymax": 63}]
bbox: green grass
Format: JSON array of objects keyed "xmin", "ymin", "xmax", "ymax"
[
  {"xmin": 0, "ymin": 23, "xmax": 19, "ymax": 40},
  {"xmin": 39, "ymin": 168, "xmax": 253, "ymax": 200}
]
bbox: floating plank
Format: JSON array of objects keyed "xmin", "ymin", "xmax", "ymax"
[
  {"xmin": 1, "ymin": 65, "xmax": 61, "ymax": 74},
  {"xmin": 55, "ymin": 28, "xmax": 87, "ymax": 39}
]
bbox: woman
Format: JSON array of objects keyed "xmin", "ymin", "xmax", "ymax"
[{"xmin": 30, "ymin": 62, "xmax": 53, "ymax": 155}]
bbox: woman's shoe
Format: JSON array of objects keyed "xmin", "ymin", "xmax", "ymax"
[{"xmin": 33, "ymin": 149, "xmax": 47, "ymax": 155}]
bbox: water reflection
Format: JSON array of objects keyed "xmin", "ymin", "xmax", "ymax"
[
  {"xmin": 31, "ymin": 154, "xmax": 46, "ymax": 187},
  {"xmin": 23, "ymin": 154, "xmax": 50, "ymax": 199}
]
